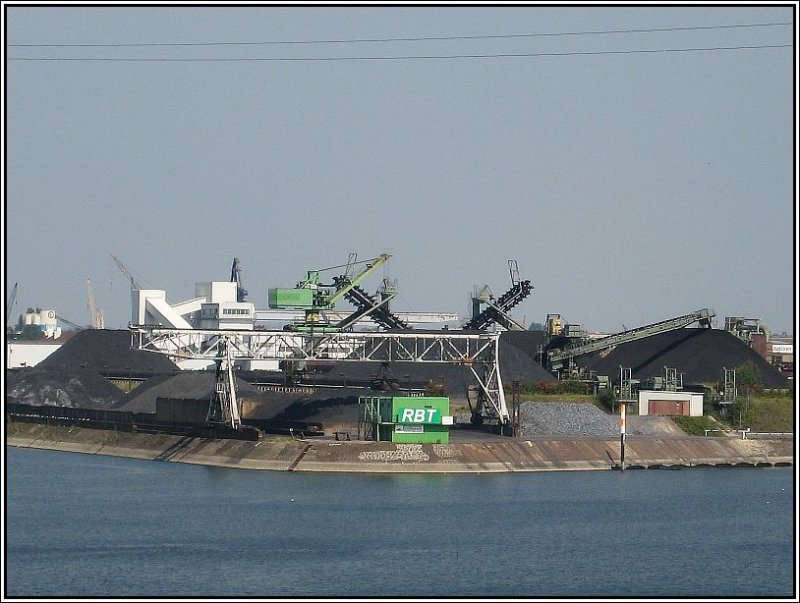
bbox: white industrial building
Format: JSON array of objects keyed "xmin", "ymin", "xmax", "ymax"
[
  {"xmin": 133, "ymin": 282, "xmax": 255, "ymax": 331},
  {"xmin": 5, "ymin": 340, "xmax": 62, "ymax": 369},
  {"xmin": 132, "ymin": 281, "xmax": 272, "ymax": 370}
]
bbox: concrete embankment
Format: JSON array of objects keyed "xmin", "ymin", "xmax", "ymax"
[{"xmin": 6, "ymin": 423, "xmax": 793, "ymax": 473}]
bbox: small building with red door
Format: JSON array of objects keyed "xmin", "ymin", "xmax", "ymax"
[{"xmin": 638, "ymin": 390, "xmax": 704, "ymax": 417}]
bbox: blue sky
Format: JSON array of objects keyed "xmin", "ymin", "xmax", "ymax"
[{"xmin": 4, "ymin": 3, "xmax": 796, "ymax": 334}]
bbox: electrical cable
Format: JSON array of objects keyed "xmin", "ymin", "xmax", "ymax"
[
  {"xmin": 8, "ymin": 44, "xmax": 792, "ymax": 62},
  {"xmin": 7, "ymin": 21, "xmax": 793, "ymax": 47}
]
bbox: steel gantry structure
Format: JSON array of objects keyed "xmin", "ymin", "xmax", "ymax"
[{"xmin": 129, "ymin": 326, "xmax": 510, "ymax": 426}]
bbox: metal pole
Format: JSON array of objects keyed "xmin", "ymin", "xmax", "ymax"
[{"xmin": 620, "ymin": 401, "xmax": 626, "ymax": 471}]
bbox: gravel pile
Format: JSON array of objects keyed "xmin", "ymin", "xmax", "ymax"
[{"xmin": 519, "ymin": 401, "xmax": 618, "ymax": 438}]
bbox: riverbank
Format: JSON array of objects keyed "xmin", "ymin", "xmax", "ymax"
[{"xmin": 5, "ymin": 422, "xmax": 793, "ymax": 473}]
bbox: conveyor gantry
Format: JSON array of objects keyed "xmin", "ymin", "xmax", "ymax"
[
  {"xmin": 547, "ymin": 308, "xmax": 716, "ymax": 371},
  {"xmin": 336, "ymin": 283, "xmax": 411, "ymax": 331},
  {"xmin": 462, "ymin": 260, "xmax": 533, "ymax": 331},
  {"xmin": 130, "ymin": 326, "xmax": 510, "ymax": 424}
]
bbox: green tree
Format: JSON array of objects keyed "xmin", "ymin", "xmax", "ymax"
[
  {"xmin": 736, "ymin": 361, "xmax": 762, "ymax": 396},
  {"xmin": 732, "ymin": 362, "xmax": 762, "ymax": 427}
]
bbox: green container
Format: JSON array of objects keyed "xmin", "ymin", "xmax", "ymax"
[
  {"xmin": 360, "ymin": 396, "xmax": 451, "ymax": 444},
  {"xmin": 268, "ymin": 287, "xmax": 315, "ymax": 309},
  {"xmin": 391, "ymin": 396, "xmax": 450, "ymax": 444}
]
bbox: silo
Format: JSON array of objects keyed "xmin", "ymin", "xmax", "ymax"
[{"xmin": 40, "ymin": 309, "xmax": 57, "ymax": 328}]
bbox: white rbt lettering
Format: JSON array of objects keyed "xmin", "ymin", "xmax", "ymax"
[{"xmin": 399, "ymin": 408, "xmax": 438, "ymax": 423}]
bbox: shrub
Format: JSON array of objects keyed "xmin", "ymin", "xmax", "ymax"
[
  {"xmin": 597, "ymin": 388, "xmax": 616, "ymax": 411},
  {"xmin": 673, "ymin": 416, "xmax": 722, "ymax": 436}
]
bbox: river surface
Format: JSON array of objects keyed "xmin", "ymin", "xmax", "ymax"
[{"xmin": 5, "ymin": 447, "xmax": 796, "ymax": 598}]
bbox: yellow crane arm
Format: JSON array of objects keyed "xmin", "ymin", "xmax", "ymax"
[{"xmin": 326, "ymin": 253, "xmax": 390, "ymax": 307}]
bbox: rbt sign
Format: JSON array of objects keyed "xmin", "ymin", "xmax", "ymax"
[{"xmin": 398, "ymin": 407, "xmax": 440, "ymax": 424}]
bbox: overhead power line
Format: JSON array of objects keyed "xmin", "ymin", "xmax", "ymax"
[
  {"xmin": 8, "ymin": 44, "xmax": 792, "ymax": 62},
  {"xmin": 7, "ymin": 21, "xmax": 793, "ymax": 47}
]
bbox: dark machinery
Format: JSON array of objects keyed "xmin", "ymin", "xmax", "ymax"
[
  {"xmin": 336, "ymin": 277, "xmax": 411, "ymax": 331},
  {"xmin": 230, "ymin": 257, "xmax": 248, "ymax": 303},
  {"xmin": 462, "ymin": 260, "xmax": 533, "ymax": 330}
]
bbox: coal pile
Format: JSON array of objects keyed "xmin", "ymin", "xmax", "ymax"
[
  {"xmin": 498, "ymin": 330, "xmax": 554, "ymax": 383},
  {"xmin": 580, "ymin": 328, "xmax": 788, "ymax": 388},
  {"xmin": 119, "ymin": 371, "xmax": 290, "ymax": 417},
  {"xmin": 520, "ymin": 402, "xmax": 618, "ymax": 438},
  {"xmin": 267, "ymin": 389, "xmax": 364, "ymax": 427},
  {"xmin": 6, "ymin": 368, "xmax": 128, "ymax": 409},
  {"xmin": 38, "ymin": 329, "xmax": 178, "ymax": 374}
]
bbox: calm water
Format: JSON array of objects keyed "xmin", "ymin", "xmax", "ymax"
[{"xmin": 5, "ymin": 448, "xmax": 796, "ymax": 598}]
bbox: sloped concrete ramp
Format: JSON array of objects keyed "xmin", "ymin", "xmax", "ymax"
[{"xmin": 7, "ymin": 423, "xmax": 792, "ymax": 474}]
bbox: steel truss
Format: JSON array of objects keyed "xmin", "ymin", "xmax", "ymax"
[
  {"xmin": 205, "ymin": 338, "xmax": 241, "ymax": 430},
  {"xmin": 129, "ymin": 326, "xmax": 509, "ymax": 423}
]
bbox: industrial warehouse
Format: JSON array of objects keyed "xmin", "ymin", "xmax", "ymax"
[{"xmin": 5, "ymin": 253, "xmax": 794, "ymax": 472}]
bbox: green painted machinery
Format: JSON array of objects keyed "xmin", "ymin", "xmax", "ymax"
[{"xmin": 268, "ymin": 253, "xmax": 391, "ymax": 332}]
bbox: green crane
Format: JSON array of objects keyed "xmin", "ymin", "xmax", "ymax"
[{"xmin": 269, "ymin": 253, "xmax": 391, "ymax": 332}]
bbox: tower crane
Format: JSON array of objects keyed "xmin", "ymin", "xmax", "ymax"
[
  {"xmin": 86, "ymin": 279, "xmax": 104, "ymax": 329},
  {"xmin": 6, "ymin": 282, "xmax": 18, "ymax": 327},
  {"xmin": 111, "ymin": 254, "xmax": 143, "ymax": 291}
]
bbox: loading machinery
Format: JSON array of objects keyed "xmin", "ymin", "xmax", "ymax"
[
  {"xmin": 462, "ymin": 260, "xmax": 533, "ymax": 331},
  {"xmin": 543, "ymin": 308, "xmax": 716, "ymax": 375},
  {"xmin": 336, "ymin": 276, "xmax": 411, "ymax": 331},
  {"xmin": 268, "ymin": 253, "xmax": 399, "ymax": 333},
  {"xmin": 230, "ymin": 257, "xmax": 248, "ymax": 303}
]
